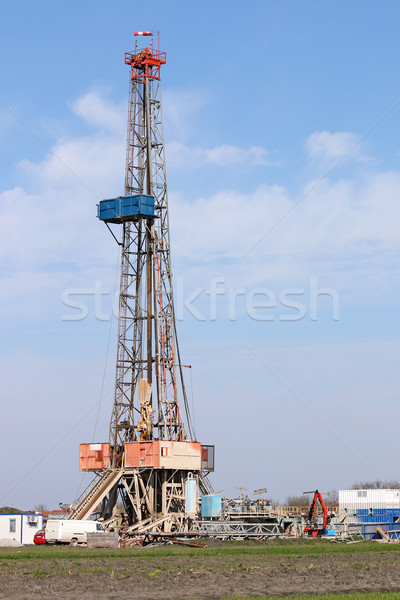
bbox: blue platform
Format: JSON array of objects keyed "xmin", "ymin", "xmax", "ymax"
[{"xmin": 97, "ymin": 195, "xmax": 155, "ymax": 223}]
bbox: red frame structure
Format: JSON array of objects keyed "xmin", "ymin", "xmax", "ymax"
[{"xmin": 125, "ymin": 48, "xmax": 166, "ymax": 81}]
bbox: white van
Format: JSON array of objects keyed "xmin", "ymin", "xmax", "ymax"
[{"xmin": 45, "ymin": 519, "xmax": 106, "ymax": 545}]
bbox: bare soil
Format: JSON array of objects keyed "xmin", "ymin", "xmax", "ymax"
[{"xmin": 1, "ymin": 544, "xmax": 400, "ymax": 599}]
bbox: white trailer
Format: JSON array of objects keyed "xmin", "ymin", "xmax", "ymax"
[
  {"xmin": 45, "ymin": 519, "xmax": 106, "ymax": 545},
  {"xmin": 0, "ymin": 513, "xmax": 43, "ymax": 545}
]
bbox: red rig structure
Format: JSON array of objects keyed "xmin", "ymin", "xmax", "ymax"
[{"xmin": 69, "ymin": 32, "xmax": 214, "ymax": 532}]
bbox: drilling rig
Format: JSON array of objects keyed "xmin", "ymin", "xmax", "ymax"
[{"xmin": 69, "ymin": 32, "xmax": 214, "ymax": 532}]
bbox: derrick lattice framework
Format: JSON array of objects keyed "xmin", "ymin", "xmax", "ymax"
[
  {"xmin": 71, "ymin": 35, "xmax": 213, "ymax": 530},
  {"xmin": 110, "ymin": 43, "xmax": 194, "ymax": 450}
]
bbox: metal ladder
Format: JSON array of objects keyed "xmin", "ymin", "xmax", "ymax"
[{"xmin": 69, "ymin": 469, "xmax": 122, "ymax": 520}]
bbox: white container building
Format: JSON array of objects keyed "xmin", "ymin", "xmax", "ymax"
[
  {"xmin": 0, "ymin": 513, "xmax": 43, "ymax": 545},
  {"xmin": 339, "ymin": 489, "xmax": 400, "ymax": 513}
]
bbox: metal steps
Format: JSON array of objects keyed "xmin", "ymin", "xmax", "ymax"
[{"xmin": 69, "ymin": 469, "xmax": 122, "ymax": 520}]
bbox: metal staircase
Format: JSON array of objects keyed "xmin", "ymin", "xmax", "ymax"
[{"xmin": 69, "ymin": 469, "xmax": 121, "ymax": 520}]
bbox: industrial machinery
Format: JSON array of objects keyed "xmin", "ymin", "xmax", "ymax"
[
  {"xmin": 69, "ymin": 32, "xmax": 214, "ymax": 532},
  {"xmin": 303, "ymin": 490, "xmax": 328, "ymax": 537}
]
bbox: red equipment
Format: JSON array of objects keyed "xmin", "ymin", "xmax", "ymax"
[{"xmin": 303, "ymin": 490, "xmax": 328, "ymax": 537}]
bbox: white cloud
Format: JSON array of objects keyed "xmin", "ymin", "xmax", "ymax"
[
  {"xmin": 0, "ymin": 92, "xmax": 125, "ymax": 321},
  {"xmin": 0, "ymin": 86, "xmax": 398, "ymax": 331},
  {"xmin": 306, "ymin": 130, "xmax": 361, "ymax": 162},
  {"xmin": 71, "ymin": 91, "xmax": 125, "ymax": 134},
  {"xmin": 19, "ymin": 135, "xmax": 124, "ymax": 197},
  {"xmin": 172, "ymin": 173, "xmax": 400, "ymax": 260},
  {"xmin": 1, "ymin": 93, "xmax": 399, "ymax": 325},
  {"xmin": 169, "ymin": 172, "xmax": 400, "ymax": 297},
  {"xmin": 166, "ymin": 141, "xmax": 275, "ymax": 169}
]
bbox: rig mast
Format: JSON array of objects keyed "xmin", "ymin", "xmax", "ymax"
[{"xmin": 70, "ymin": 33, "xmax": 214, "ymax": 531}]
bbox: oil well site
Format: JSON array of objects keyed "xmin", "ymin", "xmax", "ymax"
[
  {"xmin": 1, "ymin": 31, "xmax": 399, "ymax": 550},
  {"xmin": 2, "ymin": 8, "xmax": 400, "ymax": 600}
]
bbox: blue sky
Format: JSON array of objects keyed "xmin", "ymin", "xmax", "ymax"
[{"xmin": 1, "ymin": 0, "xmax": 400, "ymax": 509}]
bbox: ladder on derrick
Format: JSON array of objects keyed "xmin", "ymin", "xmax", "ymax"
[{"xmin": 69, "ymin": 469, "xmax": 121, "ymax": 520}]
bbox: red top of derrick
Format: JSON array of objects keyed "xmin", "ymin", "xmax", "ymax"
[{"xmin": 125, "ymin": 32, "xmax": 166, "ymax": 81}]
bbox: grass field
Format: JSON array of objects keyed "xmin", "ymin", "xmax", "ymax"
[
  {"xmin": 1, "ymin": 539, "xmax": 400, "ymax": 599},
  {"xmin": 0, "ymin": 537, "xmax": 399, "ymax": 560}
]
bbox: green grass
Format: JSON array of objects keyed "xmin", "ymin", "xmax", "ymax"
[{"xmin": 0, "ymin": 539, "xmax": 399, "ymax": 561}]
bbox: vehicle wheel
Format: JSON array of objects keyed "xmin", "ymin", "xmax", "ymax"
[{"xmin": 69, "ymin": 538, "xmax": 78, "ymax": 547}]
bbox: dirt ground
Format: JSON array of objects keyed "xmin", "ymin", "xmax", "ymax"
[{"xmin": 1, "ymin": 546, "xmax": 400, "ymax": 599}]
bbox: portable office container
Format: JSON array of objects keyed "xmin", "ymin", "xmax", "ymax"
[
  {"xmin": 0, "ymin": 513, "xmax": 43, "ymax": 545},
  {"xmin": 339, "ymin": 489, "xmax": 400, "ymax": 513}
]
